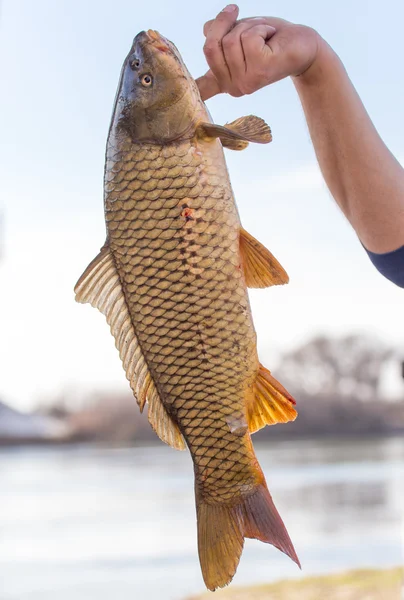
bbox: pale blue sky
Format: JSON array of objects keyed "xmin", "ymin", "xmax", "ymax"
[{"xmin": 0, "ymin": 0, "xmax": 403, "ymax": 410}]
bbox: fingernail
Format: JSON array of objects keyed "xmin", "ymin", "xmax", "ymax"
[{"xmin": 222, "ymin": 4, "xmax": 237, "ymax": 12}]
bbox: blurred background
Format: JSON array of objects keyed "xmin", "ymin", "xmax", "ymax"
[{"xmin": 0, "ymin": 0, "xmax": 403, "ymax": 598}]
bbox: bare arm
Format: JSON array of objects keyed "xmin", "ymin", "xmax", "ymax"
[
  {"xmin": 197, "ymin": 5, "xmax": 404, "ymax": 254},
  {"xmin": 293, "ymin": 41, "xmax": 404, "ymax": 253}
]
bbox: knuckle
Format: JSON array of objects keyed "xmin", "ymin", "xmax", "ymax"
[
  {"xmin": 203, "ymin": 41, "xmax": 217, "ymax": 59},
  {"xmin": 240, "ymin": 29, "xmax": 252, "ymax": 42},
  {"xmin": 222, "ymin": 33, "xmax": 237, "ymax": 50}
]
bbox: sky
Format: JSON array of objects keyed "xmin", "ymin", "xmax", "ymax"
[{"xmin": 0, "ymin": 0, "xmax": 403, "ymax": 411}]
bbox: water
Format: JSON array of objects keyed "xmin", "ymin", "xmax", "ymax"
[{"xmin": 0, "ymin": 437, "xmax": 403, "ymax": 599}]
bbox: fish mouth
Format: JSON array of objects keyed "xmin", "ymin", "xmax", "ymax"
[{"xmin": 134, "ymin": 29, "xmax": 171, "ymax": 53}]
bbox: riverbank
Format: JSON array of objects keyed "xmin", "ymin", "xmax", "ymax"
[{"xmin": 188, "ymin": 568, "xmax": 404, "ymax": 600}]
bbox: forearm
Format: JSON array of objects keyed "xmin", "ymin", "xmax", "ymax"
[{"xmin": 293, "ymin": 38, "xmax": 404, "ymax": 253}]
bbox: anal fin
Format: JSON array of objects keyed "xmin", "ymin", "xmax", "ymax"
[
  {"xmin": 248, "ymin": 364, "xmax": 297, "ymax": 433},
  {"xmin": 240, "ymin": 227, "xmax": 289, "ymax": 288},
  {"xmin": 74, "ymin": 245, "xmax": 186, "ymax": 451}
]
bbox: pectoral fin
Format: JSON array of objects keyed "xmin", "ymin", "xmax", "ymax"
[
  {"xmin": 240, "ymin": 228, "xmax": 289, "ymax": 288},
  {"xmin": 247, "ymin": 364, "xmax": 297, "ymax": 433},
  {"xmin": 74, "ymin": 245, "xmax": 186, "ymax": 451},
  {"xmin": 197, "ymin": 115, "xmax": 272, "ymax": 151}
]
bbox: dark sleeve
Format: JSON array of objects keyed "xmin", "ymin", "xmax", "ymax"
[{"xmin": 365, "ymin": 245, "xmax": 404, "ymax": 287}]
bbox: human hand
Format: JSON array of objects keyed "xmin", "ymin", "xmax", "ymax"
[{"xmin": 196, "ymin": 4, "xmax": 322, "ymax": 101}]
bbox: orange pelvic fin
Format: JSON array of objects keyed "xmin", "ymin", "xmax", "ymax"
[
  {"xmin": 240, "ymin": 227, "xmax": 289, "ymax": 288},
  {"xmin": 247, "ymin": 364, "xmax": 297, "ymax": 433},
  {"xmin": 197, "ymin": 482, "xmax": 300, "ymax": 591}
]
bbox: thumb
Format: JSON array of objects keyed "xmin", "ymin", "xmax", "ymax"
[{"xmin": 195, "ymin": 70, "xmax": 221, "ymax": 101}]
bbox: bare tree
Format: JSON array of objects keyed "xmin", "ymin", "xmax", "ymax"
[{"xmin": 276, "ymin": 334, "xmax": 395, "ymax": 402}]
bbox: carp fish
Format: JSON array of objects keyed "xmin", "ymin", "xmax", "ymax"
[{"xmin": 75, "ymin": 29, "xmax": 299, "ymax": 590}]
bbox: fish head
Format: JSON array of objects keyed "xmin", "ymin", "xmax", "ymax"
[{"xmin": 112, "ymin": 30, "xmax": 206, "ymax": 143}]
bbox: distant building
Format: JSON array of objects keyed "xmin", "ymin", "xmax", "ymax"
[{"xmin": 0, "ymin": 399, "xmax": 70, "ymax": 444}]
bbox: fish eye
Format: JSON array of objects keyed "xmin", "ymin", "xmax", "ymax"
[
  {"xmin": 141, "ymin": 74, "xmax": 153, "ymax": 87},
  {"xmin": 129, "ymin": 57, "xmax": 140, "ymax": 70}
]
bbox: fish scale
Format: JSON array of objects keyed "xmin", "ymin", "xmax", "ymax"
[{"xmin": 106, "ymin": 133, "xmax": 260, "ymax": 503}]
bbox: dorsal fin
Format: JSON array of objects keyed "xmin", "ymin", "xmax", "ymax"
[{"xmin": 74, "ymin": 245, "xmax": 186, "ymax": 451}]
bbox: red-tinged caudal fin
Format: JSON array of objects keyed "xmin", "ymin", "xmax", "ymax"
[
  {"xmin": 241, "ymin": 484, "xmax": 300, "ymax": 566},
  {"xmin": 196, "ymin": 483, "xmax": 300, "ymax": 591}
]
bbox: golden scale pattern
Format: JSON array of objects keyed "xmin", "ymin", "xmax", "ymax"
[{"xmin": 105, "ymin": 134, "xmax": 262, "ymax": 503}]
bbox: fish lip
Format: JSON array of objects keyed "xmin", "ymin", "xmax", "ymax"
[{"xmin": 134, "ymin": 29, "xmax": 171, "ymax": 53}]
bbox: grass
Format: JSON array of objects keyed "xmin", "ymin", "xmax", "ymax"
[{"xmin": 188, "ymin": 567, "xmax": 404, "ymax": 599}]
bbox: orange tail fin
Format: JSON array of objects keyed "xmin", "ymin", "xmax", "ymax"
[{"xmin": 196, "ymin": 483, "xmax": 300, "ymax": 591}]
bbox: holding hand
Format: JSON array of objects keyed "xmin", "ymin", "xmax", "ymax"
[
  {"xmin": 196, "ymin": 5, "xmax": 404, "ymax": 276},
  {"xmin": 196, "ymin": 4, "xmax": 321, "ymax": 101}
]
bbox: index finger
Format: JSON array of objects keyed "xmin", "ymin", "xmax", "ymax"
[
  {"xmin": 203, "ymin": 16, "xmax": 265, "ymax": 36},
  {"xmin": 203, "ymin": 5, "xmax": 240, "ymax": 93},
  {"xmin": 203, "ymin": 16, "xmax": 289, "ymax": 36}
]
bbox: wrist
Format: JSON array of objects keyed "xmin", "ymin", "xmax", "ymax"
[{"xmin": 293, "ymin": 35, "xmax": 341, "ymax": 88}]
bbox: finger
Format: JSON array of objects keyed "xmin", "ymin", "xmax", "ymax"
[
  {"xmin": 222, "ymin": 21, "xmax": 276, "ymax": 88},
  {"xmin": 203, "ymin": 5, "xmax": 239, "ymax": 93},
  {"xmin": 204, "ymin": 16, "xmax": 266, "ymax": 36},
  {"xmin": 203, "ymin": 16, "xmax": 288, "ymax": 37},
  {"xmin": 196, "ymin": 70, "xmax": 221, "ymax": 101},
  {"xmin": 241, "ymin": 24, "xmax": 278, "ymax": 82},
  {"xmin": 203, "ymin": 19, "xmax": 213, "ymax": 37}
]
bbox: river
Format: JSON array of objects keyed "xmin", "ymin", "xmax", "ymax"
[{"xmin": 0, "ymin": 437, "xmax": 403, "ymax": 599}]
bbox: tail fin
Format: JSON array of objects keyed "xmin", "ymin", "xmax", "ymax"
[
  {"xmin": 197, "ymin": 483, "xmax": 300, "ymax": 591},
  {"xmin": 197, "ymin": 502, "xmax": 244, "ymax": 592}
]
